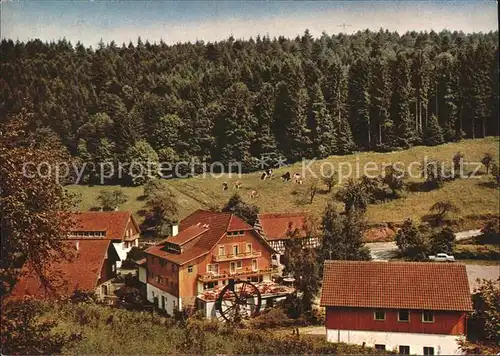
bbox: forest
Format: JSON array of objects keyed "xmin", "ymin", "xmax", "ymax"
[{"xmin": 1, "ymin": 29, "xmax": 498, "ymax": 182}]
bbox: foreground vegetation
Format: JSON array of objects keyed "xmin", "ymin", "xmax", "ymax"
[
  {"xmin": 69, "ymin": 137, "xmax": 499, "ymax": 231},
  {"xmin": 3, "ymin": 300, "xmax": 388, "ymax": 355}
]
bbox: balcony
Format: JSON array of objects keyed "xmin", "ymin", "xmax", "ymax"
[
  {"xmin": 212, "ymin": 250, "xmax": 262, "ymax": 262},
  {"xmin": 197, "ymin": 266, "xmax": 279, "ymax": 282}
]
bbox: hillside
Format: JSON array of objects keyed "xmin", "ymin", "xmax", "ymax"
[{"xmin": 69, "ymin": 137, "xmax": 500, "ymax": 231}]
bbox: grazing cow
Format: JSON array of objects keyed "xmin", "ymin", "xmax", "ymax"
[
  {"xmin": 249, "ymin": 190, "xmax": 259, "ymax": 199},
  {"xmin": 260, "ymin": 172, "xmax": 267, "ymax": 180},
  {"xmin": 281, "ymin": 172, "xmax": 291, "ymax": 181},
  {"xmin": 233, "ymin": 181, "xmax": 242, "ymax": 190},
  {"xmin": 266, "ymin": 168, "xmax": 273, "ymax": 178},
  {"xmin": 293, "ymin": 173, "xmax": 303, "ymax": 184},
  {"xmin": 222, "ymin": 182, "xmax": 228, "ymax": 191}
]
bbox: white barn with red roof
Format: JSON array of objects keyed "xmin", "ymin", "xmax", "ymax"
[{"xmin": 320, "ymin": 261, "xmax": 473, "ymax": 355}]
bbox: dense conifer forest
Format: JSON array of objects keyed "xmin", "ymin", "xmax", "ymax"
[{"xmin": 1, "ymin": 29, "xmax": 498, "ymax": 178}]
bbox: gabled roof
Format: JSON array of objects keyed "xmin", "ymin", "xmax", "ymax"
[
  {"xmin": 69, "ymin": 211, "xmax": 139, "ymax": 241},
  {"xmin": 167, "ymin": 224, "xmax": 209, "ymax": 246},
  {"xmin": 320, "ymin": 261, "xmax": 473, "ymax": 312},
  {"xmin": 257, "ymin": 213, "xmax": 307, "ymax": 241},
  {"xmin": 10, "ymin": 240, "xmax": 113, "ymax": 299},
  {"xmin": 146, "ymin": 210, "xmax": 275, "ymax": 265}
]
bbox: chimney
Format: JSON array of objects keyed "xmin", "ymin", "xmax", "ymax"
[{"xmin": 171, "ymin": 223, "xmax": 179, "ymax": 237}]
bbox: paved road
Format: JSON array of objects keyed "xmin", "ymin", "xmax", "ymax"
[
  {"xmin": 466, "ymin": 264, "xmax": 500, "ymax": 291},
  {"xmin": 367, "ymin": 229, "xmax": 482, "ymax": 260}
]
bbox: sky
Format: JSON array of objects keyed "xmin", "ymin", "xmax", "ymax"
[{"xmin": 1, "ymin": 1, "xmax": 498, "ymax": 47}]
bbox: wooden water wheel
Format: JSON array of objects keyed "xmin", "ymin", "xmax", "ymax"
[{"xmin": 214, "ymin": 280, "xmax": 262, "ymax": 322}]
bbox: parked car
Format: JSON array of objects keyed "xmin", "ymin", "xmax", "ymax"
[{"xmin": 429, "ymin": 253, "xmax": 456, "ymax": 262}]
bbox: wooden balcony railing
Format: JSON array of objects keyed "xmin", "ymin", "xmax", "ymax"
[
  {"xmin": 212, "ymin": 250, "xmax": 262, "ymax": 262},
  {"xmin": 197, "ymin": 266, "xmax": 279, "ymax": 282}
]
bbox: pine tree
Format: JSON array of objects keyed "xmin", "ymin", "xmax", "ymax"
[
  {"xmin": 391, "ymin": 52, "xmax": 417, "ymax": 147},
  {"xmin": 423, "ymin": 114, "xmax": 444, "ymax": 146},
  {"xmin": 273, "ymin": 59, "xmax": 311, "ymax": 160},
  {"xmin": 216, "ymin": 82, "xmax": 256, "ymax": 169},
  {"xmin": 252, "ymin": 83, "xmax": 278, "ymax": 157},
  {"xmin": 435, "ymin": 53, "xmax": 459, "ymax": 141},
  {"xmin": 348, "ymin": 58, "xmax": 372, "ymax": 149},
  {"xmin": 323, "ymin": 59, "xmax": 355, "ymax": 154},
  {"xmin": 370, "ymin": 55, "xmax": 392, "ymax": 148},
  {"xmin": 308, "ymin": 83, "xmax": 335, "ymax": 158}
]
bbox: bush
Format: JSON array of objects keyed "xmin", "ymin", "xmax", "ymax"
[
  {"xmin": 247, "ymin": 307, "xmax": 301, "ymax": 329},
  {"xmin": 70, "ymin": 290, "xmax": 97, "ymax": 304},
  {"xmin": 0, "ymin": 299, "xmax": 78, "ymax": 354}
]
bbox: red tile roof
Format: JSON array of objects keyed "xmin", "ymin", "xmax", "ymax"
[
  {"xmin": 167, "ymin": 224, "xmax": 209, "ymax": 246},
  {"xmin": 10, "ymin": 240, "xmax": 112, "ymax": 299},
  {"xmin": 227, "ymin": 214, "xmax": 253, "ymax": 231},
  {"xmin": 69, "ymin": 211, "xmax": 139, "ymax": 241},
  {"xmin": 320, "ymin": 261, "xmax": 473, "ymax": 312},
  {"xmin": 146, "ymin": 210, "xmax": 275, "ymax": 265},
  {"xmin": 257, "ymin": 213, "xmax": 307, "ymax": 241}
]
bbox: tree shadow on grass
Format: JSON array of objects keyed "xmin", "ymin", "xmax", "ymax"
[
  {"xmin": 478, "ymin": 181, "xmax": 498, "ymax": 190},
  {"xmin": 421, "ymin": 214, "xmax": 459, "ymax": 228},
  {"xmin": 406, "ymin": 181, "xmax": 438, "ymax": 193}
]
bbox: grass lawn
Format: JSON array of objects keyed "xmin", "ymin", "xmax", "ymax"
[{"xmin": 67, "ymin": 137, "xmax": 500, "ymax": 230}]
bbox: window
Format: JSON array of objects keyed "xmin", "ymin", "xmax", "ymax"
[
  {"xmin": 236, "ymin": 261, "xmax": 242, "ymax": 269},
  {"xmin": 423, "ymin": 347, "xmax": 434, "ymax": 355},
  {"xmin": 111, "ymin": 264, "xmax": 116, "ymax": 272},
  {"xmin": 233, "ymin": 245, "xmax": 239, "ymax": 255},
  {"xmin": 252, "ymin": 259, "xmax": 257, "ymax": 271},
  {"xmin": 204, "ymin": 281, "xmax": 216, "ymax": 290},
  {"xmin": 422, "ymin": 311, "xmax": 434, "ymax": 323},
  {"xmin": 207, "ymin": 264, "xmax": 219, "ymax": 274},
  {"xmin": 230, "ymin": 262, "xmax": 236, "ymax": 272},
  {"xmin": 399, "ymin": 345, "xmax": 410, "ymax": 355},
  {"xmin": 398, "ymin": 310, "xmax": 410, "ymax": 322},
  {"xmin": 246, "ymin": 243, "xmax": 252, "ymax": 253},
  {"xmin": 218, "ymin": 246, "xmax": 225, "ymax": 256},
  {"xmin": 374, "ymin": 310, "xmax": 386, "ymax": 321},
  {"xmin": 187, "ymin": 265, "xmax": 193, "ymax": 273},
  {"xmin": 375, "ymin": 345, "xmax": 386, "ymax": 351},
  {"xmin": 238, "ymin": 231, "xmax": 244, "ymax": 235}
]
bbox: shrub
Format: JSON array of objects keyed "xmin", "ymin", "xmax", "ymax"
[{"xmin": 247, "ymin": 307, "xmax": 299, "ymax": 329}]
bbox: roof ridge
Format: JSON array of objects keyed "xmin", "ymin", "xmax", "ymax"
[
  {"xmin": 258, "ymin": 212, "xmax": 307, "ymax": 217},
  {"xmin": 325, "ymin": 260, "xmax": 468, "ymax": 266}
]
